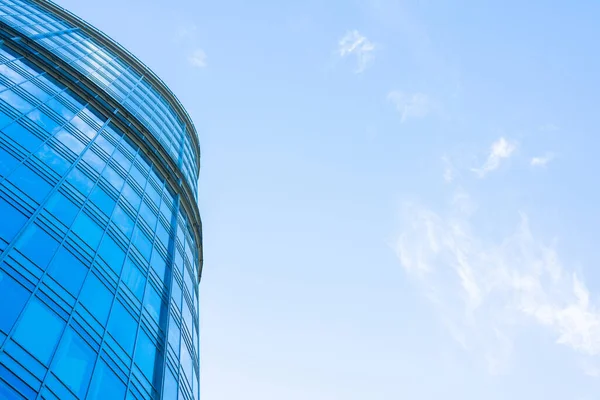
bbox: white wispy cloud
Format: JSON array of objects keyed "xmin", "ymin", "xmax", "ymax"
[
  {"xmin": 530, "ymin": 153, "xmax": 554, "ymax": 167},
  {"xmin": 338, "ymin": 30, "xmax": 376, "ymax": 73},
  {"xmin": 387, "ymin": 91, "xmax": 431, "ymax": 122},
  {"xmin": 539, "ymin": 123, "xmax": 560, "ymax": 132},
  {"xmin": 188, "ymin": 49, "xmax": 207, "ymax": 68},
  {"xmin": 442, "ymin": 156, "xmax": 454, "ymax": 183},
  {"xmin": 394, "ymin": 192, "xmax": 600, "ymax": 374},
  {"xmin": 472, "ymin": 137, "xmax": 517, "ymax": 178},
  {"xmin": 175, "ymin": 24, "xmax": 198, "ymax": 42}
]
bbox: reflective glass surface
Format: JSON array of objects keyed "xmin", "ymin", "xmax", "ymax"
[{"xmin": 0, "ymin": 1, "xmax": 201, "ymax": 399}]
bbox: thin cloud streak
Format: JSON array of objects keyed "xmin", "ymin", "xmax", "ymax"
[
  {"xmin": 338, "ymin": 30, "xmax": 376, "ymax": 73},
  {"xmin": 394, "ymin": 192, "xmax": 600, "ymax": 374},
  {"xmin": 387, "ymin": 91, "xmax": 431, "ymax": 122},
  {"xmin": 531, "ymin": 153, "xmax": 554, "ymax": 167},
  {"xmin": 472, "ymin": 137, "xmax": 516, "ymax": 178},
  {"xmin": 188, "ymin": 49, "xmax": 207, "ymax": 68}
]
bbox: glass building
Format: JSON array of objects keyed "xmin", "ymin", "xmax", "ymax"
[{"xmin": 0, "ymin": 0, "xmax": 203, "ymax": 399}]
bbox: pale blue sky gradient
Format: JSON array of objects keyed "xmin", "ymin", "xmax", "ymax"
[{"xmin": 55, "ymin": 0, "xmax": 600, "ymax": 398}]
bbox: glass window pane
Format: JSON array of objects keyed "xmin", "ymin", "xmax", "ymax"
[
  {"xmin": 9, "ymin": 165, "xmax": 52, "ymax": 203},
  {"xmin": 143, "ymin": 284, "xmax": 164, "ymax": 324},
  {"xmin": 112, "ymin": 204, "xmax": 134, "ymax": 238},
  {"xmin": 13, "ymin": 298, "xmax": 64, "ymax": 365},
  {"xmin": 139, "ymin": 200, "xmax": 157, "ymax": 230},
  {"xmin": 47, "ymin": 246, "xmax": 87, "ymax": 296},
  {"xmin": 45, "ymin": 191, "xmax": 79, "ymax": 227},
  {"xmin": 66, "ymin": 167, "xmax": 94, "ymax": 197},
  {"xmin": 98, "ymin": 235, "xmax": 125, "ymax": 274},
  {"xmin": 168, "ymin": 316, "xmax": 180, "ymax": 356},
  {"xmin": 89, "ymin": 186, "xmax": 116, "ymax": 217},
  {"xmin": 0, "ymin": 197, "xmax": 27, "ymax": 243},
  {"xmin": 132, "ymin": 227, "xmax": 151, "ymax": 261},
  {"xmin": 27, "ymin": 108, "xmax": 60, "ymax": 134},
  {"xmin": 107, "ymin": 301, "xmax": 136, "ymax": 355},
  {"xmin": 86, "ymin": 359, "xmax": 126, "ymax": 400},
  {"xmin": 56, "ymin": 129, "xmax": 84, "ymax": 156},
  {"xmin": 0, "ymin": 145, "xmax": 19, "ymax": 178},
  {"xmin": 80, "ymin": 274, "xmax": 113, "ymax": 325},
  {"xmin": 94, "ymin": 134, "xmax": 115, "ymax": 156},
  {"xmin": 52, "ymin": 328, "xmax": 96, "ymax": 398},
  {"xmin": 171, "ymin": 278, "xmax": 182, "ymax": 310},
  {"xmin": 15, "ymin": 224, "xmax": 59, "ymax": 270},
  {"xmin": 0, "ymin": 269, "xmax": 30, "ymax": 334},
  {"xmin": 134, "ymin": 329, "xmax": 157, "ymax": 382},
  {"xmin": 102, "ymin": 165, "xmax": 124, "ymax": 191},
  {"xmin": 34, "ymin": 143, "xmax": 70, "ymax": 175},
  {"xmin": 82, "ymin": 149, "xmax": 105, "ymax": 174},
  {"xmin": 180, "ymin": 341, "xmax": 193, "ymax": 387},
  {"xmin": 162, "ymin": 367, "xmax": 178, "ymax": 400},
  {"xmin": 182, "ymin": 297, "xmax": 193, "ymax": 333},
  {"xmin": 149, "ymin": 249, "xmax": 166, "ymax": 280},
  {"xmin": 121, "ymin": 182, "xmax": 141, "ymax": 210},
  {"xmin": 121, "ymin": 257, "xmax": 145, "ymax": 301},
  {"xmin": 72, "ymin": 213, "xmax": 103, "ymax": 250},
  {"xmin": 2, "ymin": 122, "xmax": 41, "ymax": 152}
]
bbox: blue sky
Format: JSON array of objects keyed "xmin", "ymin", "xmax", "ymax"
[{"xmin": 56, "ymin": 0, "xmax": 600, "ymax": 398}]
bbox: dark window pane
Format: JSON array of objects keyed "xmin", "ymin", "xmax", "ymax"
[
  {"xmin": 0, "ymin": 269, "xmax": 29, "ymax": 334},
  {"xmin": 0, "ymin": 198, "xmax": 27, "ymax": 243},
  {"xmin": 13, "ymin": 298, "xmax": 65, "ymax": 365},
  {"xmin": 52, "ymin": 328, "xmax": 96, "ymax": 398},
  {"xmin": 79, "ymin": 274, "xmax": 112, "ymax": 324},
  {"xmin": 86, "ymin": 359, "xmax": 126, "ymax": 400},
  {"xmin": 107, "ymin": 301, "xmax": 136, "ymax": 355},
  {"xmin": 47, "ymin": 247, "xmax": 87, "ymax": 296},
  {"xmin": 15, "ymin": 225, "xmax": 59, "ymax": 270}
]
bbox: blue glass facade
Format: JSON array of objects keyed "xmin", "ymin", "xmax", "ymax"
[{"xmin": 0, "ymin": 1, "xmax": 202, "ymax": 399}]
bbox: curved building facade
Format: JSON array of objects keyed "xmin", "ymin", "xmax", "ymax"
[{"xmin": 0, "ymin": 1, "xmax": 202, "ymax": 399}]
